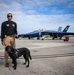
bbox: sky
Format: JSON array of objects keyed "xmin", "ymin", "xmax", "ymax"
[{"xmin": 0, "ymin": 0, "xmax": 74, "ymax": 34}]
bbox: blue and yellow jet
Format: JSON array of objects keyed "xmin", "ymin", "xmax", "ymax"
[{"xmin": 18, "ymin": 25, "xmax": 74, "ymax": 40}]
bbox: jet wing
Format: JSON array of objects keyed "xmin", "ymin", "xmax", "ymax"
[{"xmin": 41, "ymin": 31, "xmax": 74, "ymax": 36}]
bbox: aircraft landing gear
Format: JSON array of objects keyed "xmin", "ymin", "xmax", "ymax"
[
  {"xmin": 63, "ymin": 35, "xmax": 69, "ymax": 41},
  {"xmin": 37, "ymin": 37, "xmax": 40, "ymax": 40},
  {"xmin": 52, "ymin": 37, "xmax": 55, "ymax": 40},
  {"xmin": 28, "ymin": 37, "xmax": 30, "ymax": 39}
]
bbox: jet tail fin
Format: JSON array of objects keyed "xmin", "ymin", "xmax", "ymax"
[{"xmin": 62, "ymin": 25, "xmax": 70, "ymax": 32}]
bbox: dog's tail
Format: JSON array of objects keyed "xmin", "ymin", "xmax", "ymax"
[{"xmin": 29, "ymin": 52, "xmax": 32, "ymax": 60}]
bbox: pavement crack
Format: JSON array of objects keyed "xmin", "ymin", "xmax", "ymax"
[{"xmin": 8, "ymin": 67, "xmax": 15, "ymax": 75}]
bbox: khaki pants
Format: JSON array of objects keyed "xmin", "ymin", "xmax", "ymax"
[{"xmin": 4, "ymin": 36, "xmax": 15, "ymax": 63}]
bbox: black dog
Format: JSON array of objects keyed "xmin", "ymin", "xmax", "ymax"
[{"xmin": 5, "ymin": 46, "xmax": 32, "ymax": 70}]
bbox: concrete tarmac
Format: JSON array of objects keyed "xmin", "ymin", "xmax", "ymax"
[{"xmin": 0, "ymin": 37, "xmax": 74, "ymax": 75}]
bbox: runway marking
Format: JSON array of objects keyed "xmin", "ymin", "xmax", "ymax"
[
  {"xmin": 28, "ymin": 42, "xmax": 71, "ymax": 49},
  {"xmin": 0, "ymin": 42, "xmax": 71, "ymax": 52},
  {"xmin": 0, "ymin": 53, "xmax": 74, "ymax": 59},
  {"xmin": 32, "ymin": 53, "xmax": 74, "ymax": 59}
]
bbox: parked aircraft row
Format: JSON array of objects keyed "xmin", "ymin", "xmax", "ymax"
[{"xmin": 18, "ymin": 25, "xmax": 74, "ymax": 40}]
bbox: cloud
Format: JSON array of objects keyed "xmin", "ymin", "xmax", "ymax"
[
  {"xmin": 68, "ymin": 2, "xmax": 74, "ymax": 8},
  {"xmin": 49, "ymin": 7, "xmax": 64, "ymax": 14},
  {"xmin": 0, "ymin": 1, "xmax": 22, "ymax": 12},
  {"xmin": 0, "ymin": 13, "xmax": 74, "ymax": 34},
  {"xmin": 0, "ymin": 0, "xmax": 74, "ymax": 15},
  {"xmin": 19, "ymin": 0, "xmax": 73, "ymax": 9},
  {"xmin": 11, "ymin": 14, "xmax": 74, "ymax": 34},
  {"xmin": 0, "ymin": 0, "xmax": 74, "ymax": 34}
]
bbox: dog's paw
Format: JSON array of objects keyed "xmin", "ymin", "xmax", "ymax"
[
  {"xmin": 26, "ymin": 65, "xmax": 29, "ymax": 67},
  {"xmin": 12, "ymin": 66, "xmax": 14, "ymax": 68},
  {"xmin": 23, "ymin": 63, "xmax": 26, "ymax": 65},
  {"xmin": 12, "ymin": 66, "xmax": 16, "ymax": 70},
  {"xmin": 14, "ymin": 67, "xmax": 16, "ymax": 70}
]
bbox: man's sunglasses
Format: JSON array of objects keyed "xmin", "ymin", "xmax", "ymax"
[{"xmin": 7, "ymin": 15, "xmax": 12, "ymax": 17}]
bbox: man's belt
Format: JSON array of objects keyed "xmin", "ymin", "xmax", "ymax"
[{"xmin": 5, "ymin": 35, "xmax": 15, "ymax": 37}]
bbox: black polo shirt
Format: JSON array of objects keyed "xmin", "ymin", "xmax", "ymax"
[{"xmin": 1, "ymin": 20, "xmax": 17, "ymax": 41}]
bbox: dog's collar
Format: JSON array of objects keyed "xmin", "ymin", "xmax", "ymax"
[{"xmin": 16, "ymin": 49, "xmax": 19, "ymax": 52}]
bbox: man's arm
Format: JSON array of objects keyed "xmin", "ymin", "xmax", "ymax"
[
  {"xmin": 1, "ymin": 23, "xmax": 5, "ymax": 42},
  {"xmin": 14, "ymin": 23, "xmax": 18, "ymax": 37},
  {"xmin": 1, "ymin": 23, "xmax": 5, "ymax": 46}
]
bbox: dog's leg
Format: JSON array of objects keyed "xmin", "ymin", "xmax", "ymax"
[
  {"xmin": 23, "ymin": 54, "xmax": 29, "ymax": 67},
  {"xmin": 26, "ymin": 55, "xmax": 29, "ymax": 67},
  {"xmin": 26, "ymin": 59, "xmax": 29, "ymax": 67},
  {"xmin": 23, "ymin": 55, "xmax": 27, "ymax": 65},
  {"xmin": 12, "ymin": 58, "xmax": 17, "ymax": 70},
  {"xmin": 23, "ymin": 60, "xmax": 27, "ymax": 65}
]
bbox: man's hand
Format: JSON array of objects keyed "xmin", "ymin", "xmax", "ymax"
[
  {"xmin": 13, "ymin": 34, "xmax": 17, "ymax": 38},
  {"xmin": 1, "ymin": 41, "xmax": 5, "ymax": 46}
]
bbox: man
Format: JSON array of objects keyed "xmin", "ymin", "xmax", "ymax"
[{"xmin": 1, "ymin": 13, "xmax": 17, "ymax": 67}]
